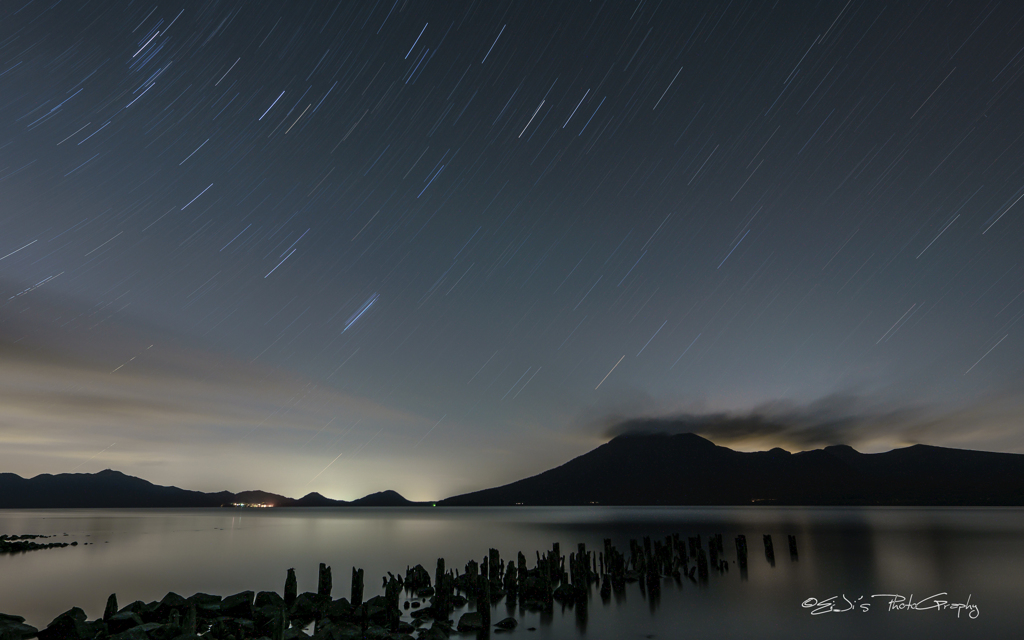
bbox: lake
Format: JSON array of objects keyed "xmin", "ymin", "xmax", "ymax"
[{"xmin": 1, "ymin": 507, "xmax": 1020, "ymax": 638}]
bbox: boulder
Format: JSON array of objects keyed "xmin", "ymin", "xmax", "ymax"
[
  {"xmin": 108, "ymin": 626, "xmax": 151, "ymax": 640},
  {"xmin": 324, "ymin": 598, "xmax": 352, "ymax": 620},
  {"xmin": 185, "ymin": 593, "xmax": 221, "ymax": 619},
  {"xmin": 109, "ymin": 622, "xmax": 163, "ymax": 640},
  {"xmin": 220, "ymin": 591, "xmax": 255, "ymax": 619},
  {"xmin": 493, "ymin": 617, "xmax": 517, "ymax": 630},
  {"xmin": 289, "ymin": 592, "xmax": 319, "ymax": 624},
  {"xmin": 147, "ymin": 623, "xmax": 184, "ymax": 640},
  {"xmin": 253, "ymin": 605, "xmax": 284, "ymax": 637},
  {"xmin": 106, "ymin": 611, "xmax": 143, "ymax": 635},
  {"xmin": 137, "ymin": 601, "xmax": 163, "ymax": 624},
  {"xmin": 456, "ymin": 612, "xmax": 483, "ymax": 632},
  {"xmin": 255, "ymin": 592, "xmax": 286, "ymax": 610},
  {"xmin": 282, "ymin": 627, "xmax": 311, "ymax": 640},
  {"xmin": 156, "ymin": 593, "xmax": 188, "ymax": 621},
  {"xmin": 37, "ymin": 607, "xmax": 96, "ymax": 640},
  {"xmin": 0, "ymin": 618, "xmax": 37, "ymax": 640},
  {"xmin": 418, "ymin": 627, "xmax": 448, "ymax": 640}
]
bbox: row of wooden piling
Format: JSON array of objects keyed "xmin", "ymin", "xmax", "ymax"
[{"xmin": 293, "ymin": 530, "xmax": 798, "ymax": 629}]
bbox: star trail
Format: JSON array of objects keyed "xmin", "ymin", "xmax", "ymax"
[{"xmin": 1, "ymin": 0, "xmax": 1023, "ymax": 500}]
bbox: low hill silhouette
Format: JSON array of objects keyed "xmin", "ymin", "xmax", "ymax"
[{"xmin": 0, "ymin": 469, "xmax": 420, "ymax": 508}]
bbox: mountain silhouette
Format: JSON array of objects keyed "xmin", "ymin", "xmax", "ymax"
[
  {"xmin": 4, "ymin": 434, "xmax": 1024, "ymax": 507},
  {"xmin": 438, "ymin": 433, "xmax": 1024, "ymax": 506},
  {"xmin": 0, "ymin": 469, "xmax": 419, "ymax": 508}
]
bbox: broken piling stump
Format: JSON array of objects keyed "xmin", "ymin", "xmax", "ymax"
[
  {"xmin": 351, "ymin": 567, "xmax": 364, "ymax": 606},
  {"xmin": 318, "ymin": 563, "xmax": 332, "ymax": 598},
  {"xmin": 763, "ymin": 535, "xmax": 775, "ymax": 566},
  {"xmin": 284, "ymin": 568, "xmax": 297, "ymax": 607}
]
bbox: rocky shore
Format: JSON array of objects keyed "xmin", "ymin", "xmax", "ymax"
[
  {"xmin": 0, "ymin": 532, "xmax": 793, "ymax": 640},
  {"xmin": 0, "ymin": 534, "xmax": 79, "ymax": 554}
]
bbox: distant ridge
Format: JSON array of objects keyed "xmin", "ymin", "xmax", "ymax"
[
  {"xmin": 438, "ymin": 432, "xmax": 1024, "ymax": 506},
  {"xmin": 0, "ymin": 469, "xmax": 422, "ymax": 509},
  {"xmin": 5, "ymin": 434, "xmax": 1024, "ymax": 507}
]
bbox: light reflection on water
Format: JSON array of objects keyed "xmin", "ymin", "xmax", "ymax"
[{"xmin": 0, "ymin": 507, "xmax": 1020, "ymax": 638}]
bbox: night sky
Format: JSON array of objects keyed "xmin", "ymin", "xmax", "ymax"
[{"xmin": 2, "ymin": 0, "xmax": 1023, "ymax": 500}]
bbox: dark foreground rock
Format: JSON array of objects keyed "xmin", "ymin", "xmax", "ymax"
[{"xmin": 0, "ymin": 613, "xmax": 38, "ymax": 640}]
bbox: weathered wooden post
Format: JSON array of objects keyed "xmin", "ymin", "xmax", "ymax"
[
  {"xmin": 465, "ymin": 559, "xmax": 479, "ymax": 601},
  {"xmin": 763, "ymin": 535, "xmax": 775, "ymax": 566},
  {"xmin": 489, "ymin": 548, "xmax": 501, "ymax": 586},
  {"xmin": 480, "ymin": 559, "xmax": 491, "ymax": 628},
  {"xmin": 504, "ymin": 560, "xmax": 517, "ymax": 604},
  {"xmin": 351, "ymin": 567, "xmax": 364, "ymax": 606},
  {"xmin": 385, "ymin": 576, "xmax": 402, "ymax": 632},
  {"xmin": 517, "ymin": 552, "xmax": 527, "ymax": 600},
  {"xmin": 284, "ymin": 568, "xmax": 297, "ymax": 607},
  {"xmin": 434, "ymin": 558, "xmax": 445, "ymax": 592},
  {"xmin": 577, "ymin": 543, "xmax": 589, "ymax": 584},
  {"xmin": 788, "ymin": 534, "xmax": 798, "ymax": 561},
  {"xmin": 317, "ymin": 563, "xmax": 332, "ymax": 598},
  {"xmin": 697, "ymin": 548, "xmax": 709, "ymax": 581},
  {"xmin": 709, "ymin": 538, "xmax": 719, "ymax": 568}
]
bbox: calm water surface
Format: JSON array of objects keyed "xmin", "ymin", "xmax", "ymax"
[{"xmin": 1, "ymin": 507, "xmax": 1021, "ymax": 639}]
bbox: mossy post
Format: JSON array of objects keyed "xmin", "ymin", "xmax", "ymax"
[
  {"xmin": 504, "ymin": 560, "xmax": 517, "ymax": 605},
  {"xmin": 352, "ymin": 567, "xmax": 364, "ymax": 606},
  {"xmin": 318, "ymin": 563, "xmax": 332, "ymax": 598},
  {"xmin": 434, "ymin": 558, "xmax": 445, "ymax": 595},
  {"xmin": 480, "ymin": 560, "xmax": 491, "ymax": 627},
  {"xmin": 517, "ymin": 552, "xmax": 527, "ymax": 600},
  {"xmin": 284, "ymin": 568, "xmax": 297, "ymax": 607},
  {"xmin": 385, "ymin": 576, "xmax": 402, "ymax": 632}
]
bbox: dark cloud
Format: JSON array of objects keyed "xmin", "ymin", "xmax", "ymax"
[{"xmin": 600, "ymin": 390, "xmax": 1024, "ymax": 454}]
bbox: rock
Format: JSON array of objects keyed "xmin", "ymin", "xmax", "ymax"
[
  {"xmin": 106, "ymin": 611, "xmax": 144, "ymax": 635},
  {"xmin": 37, "ymin": 607, "xmax": 95, "ymax": 640},
  {"xmin": 157, "ymin": 593, "xmax": 188, "ymax": 621},
  {"xmin": 324, "ymin": 597, "xmax": 352, "ymax": 620},
  {"xmin": 289, "ymin": 592, "xmax": 319, "ymax": 624},
  {"xmin": 456, "ymin": 612, "xmax": 483, "ymax": 632},
  {"xmin": 254, "ymin": 605, "xmax": 285, "ymax": 637},
  {"xmin": 148, "ymin": 622, "xmax": 184, "ymax": 640},
  {"xmin": 255, "ymin": 592, "xmax": 286, "ymax": 610},
  {"xmin": 417, "ymin": 626, "xmax": 448, "ymax": 640},
  {"xmin": 108, "ymin": 625, "xmax": 152, "ymax": 640},
  {"xmin": 494, "ymin": 617, "xmax": 517, "ymax": 630},
  {"xmin": 0, "ymin": 618, "xmax": 37, "ymax": 640},
  {"xmin": 282, "ymin": 627, "xmax": 311, "ymax": 640},
  {"xmin": 220, "ymin": 591, "xmax": 255, "ymax": 619}
]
